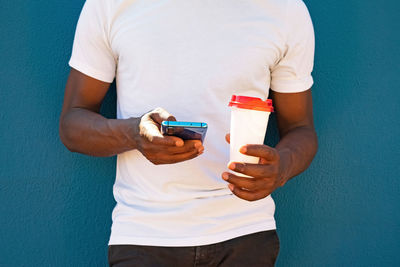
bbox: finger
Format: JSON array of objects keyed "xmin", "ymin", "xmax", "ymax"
[
  {"xmin": 166, "ymin": 140, "xmax": 203, "ymax": 154},
  {"xmin": 142, "ymin": 122, "xmax": 183, "ymax": 146},
  {"xmin": 170, "ymin": 149, "xmax": 203, "ymax": 163},
  {"xmin": 140, "ymin": 139, "xmax": 198, "ymax": 154},
  {"xmin": 240, "ymin": 144, "xmax": 279, "ymax": 161},
  {"xmin": 155, "ymin": 148, "xmax": 202, "ymax": 164},
  {"xmin": 140, "ymin": 115, "xmax": 183, "ymax": 146},
  {"xmin": 228, "ymin": 162, "xmax": 275, "ymax": 178},
  {"xmin": 225, "ymin": 133, "xmax": 230, "ymax": 144},
  {"xmin": 228, "ymin": 184, "xmax": 268, "ymax": 201},
  {"xmin": 150, "ymin": 107, "xmax": 176, "ymax": 124},
  {"xmin": 151, "ymin": 135, "xmax": 184, "ymax": 147},
  {"xmin": 221, "ymin": 172, "xmax": 263, "ymax": 191}
]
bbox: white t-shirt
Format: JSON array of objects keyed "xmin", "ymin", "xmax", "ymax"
[{"xmin": 69, "ymin": 0, "xmax": 314, "ymax": 246}]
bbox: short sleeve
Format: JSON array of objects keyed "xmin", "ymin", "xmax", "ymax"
[
  {"xmin": 69, "ymin": 0, "xmax": 116, "ymax": 83},
  {"xmin": 270, "ymin": 0, "xmax": 315, "ymax": 93}
]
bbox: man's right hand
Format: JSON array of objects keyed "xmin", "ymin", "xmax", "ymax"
[
  {"xmin": 60, "ymin": 69, "xmax": 204, "ymax": 159},
  {"xmin": 134, "ymin": 107, "xmax": 204, "ymax": 165}
]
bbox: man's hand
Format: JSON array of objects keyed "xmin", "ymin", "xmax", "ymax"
[
  {"xmin": 60, "ymin": 69, "xmax": 205, "ymax": 158},
  {"xmin": 222, "ymin": 88, "xmax": 318, "ymax": 202},
  {"xmin": 222, "ymin": 134, "xmax": 291, "ymax": 201},
  {"xmin": 134, "ymin": 107, "xmax": 204, "ymax": 165}
]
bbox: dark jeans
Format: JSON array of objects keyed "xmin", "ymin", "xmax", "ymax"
[{"xmin": 108, "ymin": 230, "xmax": 280, "ymax": 267}]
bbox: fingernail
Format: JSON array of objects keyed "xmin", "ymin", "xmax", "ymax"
[
  {"xmin": 176, "ymin": 140, "xmax": 184, "ymax": 146},
  {"xmin": 194, "ymin": 142, "xmax": 202, "ymax": 148},
  {"xmin": 222, "ymin": 173, "xmax": 229, "ymax": 180},
  {"xmin": 228, "ymin": 162, "xmax": 236, "ymax": 170},
  {"xmin": 240, "ymin": 146, "xmax": 247, "ymax": 153},
  {"xmin": 228, "ymin": 184, "xmax": 234, "ymax": 191}
]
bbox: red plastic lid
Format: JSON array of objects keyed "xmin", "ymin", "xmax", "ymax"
[{"xmin": 228, "ymin": 95, "xmax": 274, "ymax": 112}]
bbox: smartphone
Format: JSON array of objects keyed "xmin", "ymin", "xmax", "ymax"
[{"xmin": 161, "ymin": 121, "xmax": 208, "ymax": 142}]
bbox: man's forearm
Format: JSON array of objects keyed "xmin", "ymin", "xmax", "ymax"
[
  {"xmin": 59, "ymin": 108, "xmax": 138, "ymax": 157},
  {"xmin": 276, "ymin": 126, "xmax": 318, "ymax": 183}
]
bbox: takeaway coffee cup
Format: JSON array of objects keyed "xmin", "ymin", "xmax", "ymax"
[{"xmin": 228, "ymin": 95, "xmax": 274, "ymax": 175}]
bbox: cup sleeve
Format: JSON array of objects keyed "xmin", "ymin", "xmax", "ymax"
[
  {"xmin": 270, "ymin": 0, "xmax": 315, "ymax": 93},
  {"xmin": 68, "ymin": 0, "xmax": 116, "ymax": 83}
]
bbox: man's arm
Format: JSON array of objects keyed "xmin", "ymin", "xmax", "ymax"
[
  {"xmin": 59, "ymin": 68, "xmax": 203, "ymax": 163},
  {"xmin": 273, "ymin": 89, "xmax": 318, "ymax": 180},
  {"xmin": 222, "ymin": 89, "xmax": 318, "ymax": 201}
]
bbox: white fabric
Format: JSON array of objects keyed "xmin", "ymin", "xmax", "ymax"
[{"xmin": 69, "ymin": 0, "xmax": 314, "ymax": 246}]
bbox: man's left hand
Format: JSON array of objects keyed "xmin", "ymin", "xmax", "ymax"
[{"xmin": 222, "ymin": 135, "xmax": 291, "ymax": 201}]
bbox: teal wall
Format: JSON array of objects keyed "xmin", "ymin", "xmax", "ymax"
[{"xmin": 1, "ymin": 0, "xmax": 399, "ymax": 266}]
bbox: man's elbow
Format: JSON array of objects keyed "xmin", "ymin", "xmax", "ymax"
[
  {"xmin": 59, "ymin": 115, "xmax": 78, "ymax": 153},
  {"xmin": 311, "ymin": 128, "xmax": 318, "ymax": 158}
]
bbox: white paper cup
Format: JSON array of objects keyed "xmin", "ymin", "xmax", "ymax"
[{"xmin": 228, "ymin": 95, "xmax": 274, "ymax": 176}]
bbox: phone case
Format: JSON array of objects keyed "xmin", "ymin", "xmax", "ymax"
[{"xmin": 161, "ymin": 121, "xmax": 208, "ymax": 141}]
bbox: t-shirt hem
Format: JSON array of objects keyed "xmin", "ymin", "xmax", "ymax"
[
  {"xmin": 270, "ymin": 75, "xmax": 313, "ymax": 93},
  {"xmin": 68, "ymin": 58, "xmax": 115, "ymax": 83},
  {"xmin": 108, "ymin": 221, "xmax": 276, "ymax": 247}
]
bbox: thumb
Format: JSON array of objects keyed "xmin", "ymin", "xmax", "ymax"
[
  {"xmin": 149, "ymin": 107, "xmax": 176, "ymax": 125},
  {"xmin": 140, "ymin": 112, "xmax": 183, "ymax": 147},
  {"xmin": 240, "ymin": 144, "xmax": 279, "ymax": 162},
  {"xmin": 225, "ymin": 133, "xmax": 230, "ymax": 144}
]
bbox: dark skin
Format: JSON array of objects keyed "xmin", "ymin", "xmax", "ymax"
[
  {"xmin": 60, "ymin": 69, "xmax": 203, "ymax": 164},
  {"xmin": 60, "ymin": 68, "xmax": 317, "ymax": 200},
  {"xmin": 223, "ymin": 88, "xmax": 318, "ymax": 201}
]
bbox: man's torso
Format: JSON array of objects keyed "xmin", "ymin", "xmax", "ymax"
[{"xmin": 87, "ymin": 0, "xmax": 290, "ymax": 246}]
